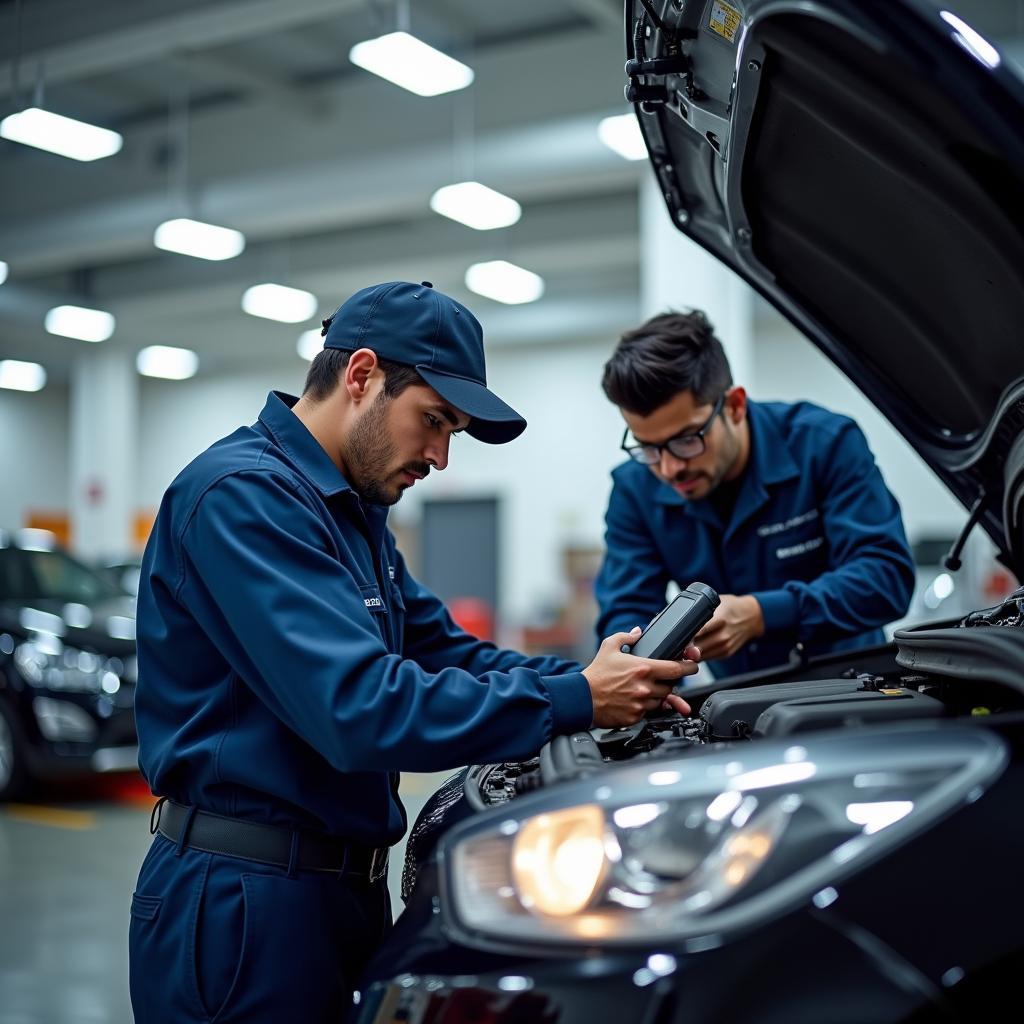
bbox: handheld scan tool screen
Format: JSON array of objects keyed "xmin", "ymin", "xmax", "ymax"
[{"xmin": 624, "ymin": 582, "xmax": 720, "ymax": 661}]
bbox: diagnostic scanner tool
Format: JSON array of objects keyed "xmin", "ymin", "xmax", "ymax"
[{"xmin": 622, "ymin": 582, "xmax": 720, "ymax": 660}]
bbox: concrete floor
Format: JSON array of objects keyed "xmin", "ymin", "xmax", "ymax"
[{"xmin": 0, "ymin": 773, "xmax": 448, "ymax": 1024}]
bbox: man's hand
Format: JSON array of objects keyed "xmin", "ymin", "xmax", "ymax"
[
  {"xmin": 693, "ymin": 594, "xmax": 765, "ymax": 660},
  {"xmin": 583, "ymin": 629, "xmax": 700, "ymax": 727}
]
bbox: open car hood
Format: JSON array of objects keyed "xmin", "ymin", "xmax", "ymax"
[{"xmin": 625, "ymin": 0, "xmax": 1024, "ymax": 573}]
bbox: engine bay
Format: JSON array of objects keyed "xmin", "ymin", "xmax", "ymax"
[
  {"xmin": 399, "ymin": 595, "xmax": 1024, "ymax": 902},
  {"xmin": 468, "ymin": 590, "xmax": 1024, "ymax": 810}
]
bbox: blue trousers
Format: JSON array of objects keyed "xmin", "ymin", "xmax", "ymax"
[{"xmin": 129, "ymin": 834, "xmax": 392, "ymax": 1023}]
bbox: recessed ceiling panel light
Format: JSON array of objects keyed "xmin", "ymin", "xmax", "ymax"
[
  {"xmin": 136, "ymin": 345, "xmax": 199, "ymax": 380},
  {"xmin": 430, "ymin": 182, "xmax": 522, "ymax": 230},
  {"xmin": 297, "ymin": 329, "xmax": 324, "ymax": 361},
  {"xmin": 0, "ymin": 261, "xmax": 8, "ymax": 286},
  {"xmin": 44, "ymin": 305, "xmax": 115, "ymax": 343},
  {"xmin": 241, "ymin": 283, "xmax": 318, "ymax": 324},
  {"xmin": 465, "ymin": 260, "xmax": 545, "ymax": 305},
  {"xmin": 0, "ymin": 107, "xmax": 122, "ymax": 162},
  {"xmin": 598, "ymin": 113, "xmax": 648, "ymax": 161},
  {"xmin": 0, "ymin": 359, "xmax": 47, "ymax": 392},
  {"xmin": 154, "ymin": 218, "xmax": 246, "ymax": 261},
  {"xmin": 349, "ymin": 32, "xmax": 474, "ymax": 97}
]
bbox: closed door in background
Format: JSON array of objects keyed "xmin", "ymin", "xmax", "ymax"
[{"xmin": 421, "ymin": 497, "xmax": 499, "ymax": 628}]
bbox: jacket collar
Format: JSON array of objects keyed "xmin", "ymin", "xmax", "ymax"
[
  {"xmin": 257, "ymin": 391, "xmax": 354, "ymax": 498},
  {"xmin": 655, "ymin": 400, "xmax": 801, "ymax": 532}
]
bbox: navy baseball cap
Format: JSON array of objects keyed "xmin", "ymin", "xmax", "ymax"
[{"xmin": 321, "ymin": 281, "xmax": 526, "ymax": 444}]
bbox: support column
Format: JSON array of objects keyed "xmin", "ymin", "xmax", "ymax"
[
  {"xmin": 70, "ymin": 349, "xmax": 138, "ymax": 560},
  {"xmin": 639, "ymin": 170, "xmax": 755, "ymax": 386}
]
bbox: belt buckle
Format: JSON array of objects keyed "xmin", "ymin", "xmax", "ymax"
[{"xmin": 368, "ymin": 846, "xmax": 389, "ymax": 883}]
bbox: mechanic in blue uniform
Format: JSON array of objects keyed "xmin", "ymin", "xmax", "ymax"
[
  {"xmin": 128, "ymin": 281, "xmax": 700, "ymax": 1024},
  {"xmin": 596, "ymin": 309, "xmax": 915, "ymax": 678}
]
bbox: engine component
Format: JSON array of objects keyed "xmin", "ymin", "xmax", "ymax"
[
  {"xmin": 753, "ymin": 687, "xmax": 945, "ymax": 736},
  {"xmin": 699, "ymin": 679, "xmax": 868, "ymax": 739}
]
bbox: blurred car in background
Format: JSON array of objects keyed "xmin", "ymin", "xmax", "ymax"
[
  {"xmin": 94, "ymin": 557, "xmax": 143, "ymax": 598},
  {"xmin": 0, "ymin": 528, "xmax": 138, "ymax": 799}
]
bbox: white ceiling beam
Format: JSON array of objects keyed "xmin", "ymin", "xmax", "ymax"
[
  {"xmin": 565, "ymin": 0, "xmax": 625, "ymax": 30},
  {"xmin": 0, "ymin": 0, "xmax": 365, "ymax": 99},
  {"xmin": 0, "ymin": 112, "xmax": 641, "ymax": 275},
  {"xmin": 169, "ymin": 53, "xmax": 329, "ymax": 121}
]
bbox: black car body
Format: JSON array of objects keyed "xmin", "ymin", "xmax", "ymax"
[
  {"xmin": 353, "ymin": 1, "xmax": 1024, "ymax": 1021},
  {"xmin": 0, "ymin": 529, "xmax": 138, "ymax": 798}
]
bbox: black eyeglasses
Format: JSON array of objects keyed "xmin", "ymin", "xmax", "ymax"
[{"xmin": 621, "ymin": 394, "xmax": 726, "ymax": 465}]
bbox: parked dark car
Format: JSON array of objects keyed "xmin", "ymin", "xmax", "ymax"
[
  {"xmin": 353, "ymin": 2, "xmax": 1024, "ymax": 1021},
  {"xmin": 0, "ymin": 529, "xmax": 139, "ymax": 799},
  {"xmin": 94, "ymin": 558, "xmax": 143, "ymax": 599}
]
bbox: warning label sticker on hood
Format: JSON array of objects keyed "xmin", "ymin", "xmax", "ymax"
[{"xmin": 708, "ymin": 0, "xmax": 741, "ymax": 44}]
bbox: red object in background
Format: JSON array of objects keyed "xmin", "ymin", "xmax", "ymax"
[
  {"xmin": 448, "ymin": 597, "xmax": 495, "ymax": 641},
  {"xmin": 984, "ymin": 568, "xmax": 1018, "ymax": 602}
]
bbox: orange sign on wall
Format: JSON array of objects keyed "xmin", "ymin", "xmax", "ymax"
[
  {"xmin": 22, "ymin": 510, "xmax": 157, "ymax": 553},
  {"xmin": 24, "ymin": 512, "xmax": 71, "ymax": 547}
]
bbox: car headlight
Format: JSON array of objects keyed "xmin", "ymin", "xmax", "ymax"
[
  {"xmin": 441, "ymin": 726, "xmax": 1005, "ymax": 949},
  {"xmin": 14, "ymin": 638, "xmax": 124, "ymax": 695}
]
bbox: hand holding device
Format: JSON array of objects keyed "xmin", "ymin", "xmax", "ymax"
[{"xmin": 621, "ymin": 582, "xmax": 721, "ymax": 659}]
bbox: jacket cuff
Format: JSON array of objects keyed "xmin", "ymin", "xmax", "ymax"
[
  {"xmin": 751, "ymin": 589, "xmax": 799, "ymax": 634},
  {"xmin": 543, "ymin": 672, "xmax": 594, "ymax": 734}
]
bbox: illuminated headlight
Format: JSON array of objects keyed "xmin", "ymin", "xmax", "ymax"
[
  {"xmin": 14, "ymin": 640, "xmax": 124, "ymax": 694},
  {"xmin": 442, "ymin": 728, "xmax": 1005, "ymax": 948}
]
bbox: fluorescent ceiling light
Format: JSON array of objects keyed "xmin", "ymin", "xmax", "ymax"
[
  {"xmin": 349, "ymin": 32, "xmax": 474, "ymax": 97},
  {"xmin": 0, "ymin": 359, "xmax": 46, "ymax": 392},
  {"xmin": 598, "ymin": 113, "xmax": 648, "ymax": 161},
  {"xmin": 44, "ymin": 305, "xmax": 115, "ymax": 343},
  {"xmin": 465, "ymin": 260, "xmax": 545, "ymax": 305},
  {"xmin": 136, "ymin": 345, "xmax": 199, "ymax": 380},
  {"xmin": 0, "ymin": 261, "xmax": 7, "ymax": 285},
  {"xmin": 0, "ymin": 107, "xmax": 122, "ymax": 162},
  {"xmin": 154, "ymin": 218, "xmax": 245, "ymax": 261},
  {"xmin": 297, "ymin": 329, "xmax": 324, "ymax": 361},
  {"xmin": 242, "ymin": 283, "xmax": 318, "ymax": 324},
  {"xmin": 430, "ymin": 181, "xmax": 522, "ymax": 231}
]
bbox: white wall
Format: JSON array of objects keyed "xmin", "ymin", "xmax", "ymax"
[
  {"xmin": 0, "ymin": 384, "xmax": 70, "ymax": 530},
  {"xmin": 749, "ymin": 310, "xmax": 967, "ymax": 541},
  {"xmin": 136, "ymin": 364, "xmax": 308, "ymax": 511}
]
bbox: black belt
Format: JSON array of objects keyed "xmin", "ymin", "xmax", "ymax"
[{"xmin": 153, "ymin": 800, "xmax": 389, "ymax": 882}]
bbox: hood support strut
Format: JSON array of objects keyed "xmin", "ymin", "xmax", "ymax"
[{"xmin": 944, "ymin": 490, "xmax": 988, "ymax": 572}]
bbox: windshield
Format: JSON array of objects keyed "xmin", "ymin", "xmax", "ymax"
[{"xmin": 0, "ymin": 547, "xmax": 126, "ymax": 604}]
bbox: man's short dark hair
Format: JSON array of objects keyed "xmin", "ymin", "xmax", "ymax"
[
  {"xmin": 302, "ymin": 349, "xmax": 424, "ymax": 402},
  {"xmin": 601, "ymin": 310, "xmax": 733, "ymax": 415}
]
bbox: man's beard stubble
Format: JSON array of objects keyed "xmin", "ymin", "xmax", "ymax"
[{"xmin": 343, "ymin": 393, "xmax": 430, "ymax": 506}]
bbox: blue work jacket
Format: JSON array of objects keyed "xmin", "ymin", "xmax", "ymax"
[
  {"xmin": 135, "ymin": 392, "xmax": 592, "ymax": 846},
  {"xmin": 595, "ymin": 400, "xmax": 915, "ymax": 677}
]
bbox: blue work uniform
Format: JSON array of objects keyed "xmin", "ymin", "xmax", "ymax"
[
  {"xmin": 595, "ymin": 400, "xmax": 915, "ymax": 677},
  {"xmin": 129, "ymin": 391, "xmax": 592, "ymax": 1023}
]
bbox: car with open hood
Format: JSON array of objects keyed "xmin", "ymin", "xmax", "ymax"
[
  {"xmin": 351, "ymin": 2, "xmax": 1024, "ymax": 1021},
  {"xmin": 0, "ymin": 529, "xmax": 139, "ymax": 799}
]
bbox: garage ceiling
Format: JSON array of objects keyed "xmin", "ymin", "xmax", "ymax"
[{"xmin": 0, "ymin": 0, "xmax": 1020, "ymax": 382}]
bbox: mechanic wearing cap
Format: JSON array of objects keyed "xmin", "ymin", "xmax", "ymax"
[
  {"xmin": 128, "ymin": 281, "xmax": 700, "ymax": 1024},
  {"xmin": 596, "ymin": 309, "xmax": 915, "ymax": 678}
]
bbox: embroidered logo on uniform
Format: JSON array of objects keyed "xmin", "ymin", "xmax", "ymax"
[
  {"xmin": 364, "ymin": 596, "xmax": 384, "ymax": 608},
  {"xmin": 776, "ymin": 536, "xmax": 825, "ymax": 560},
  {"xmin": 758, "ymin": 508, "xmax": 819, "ymax": 537}
]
